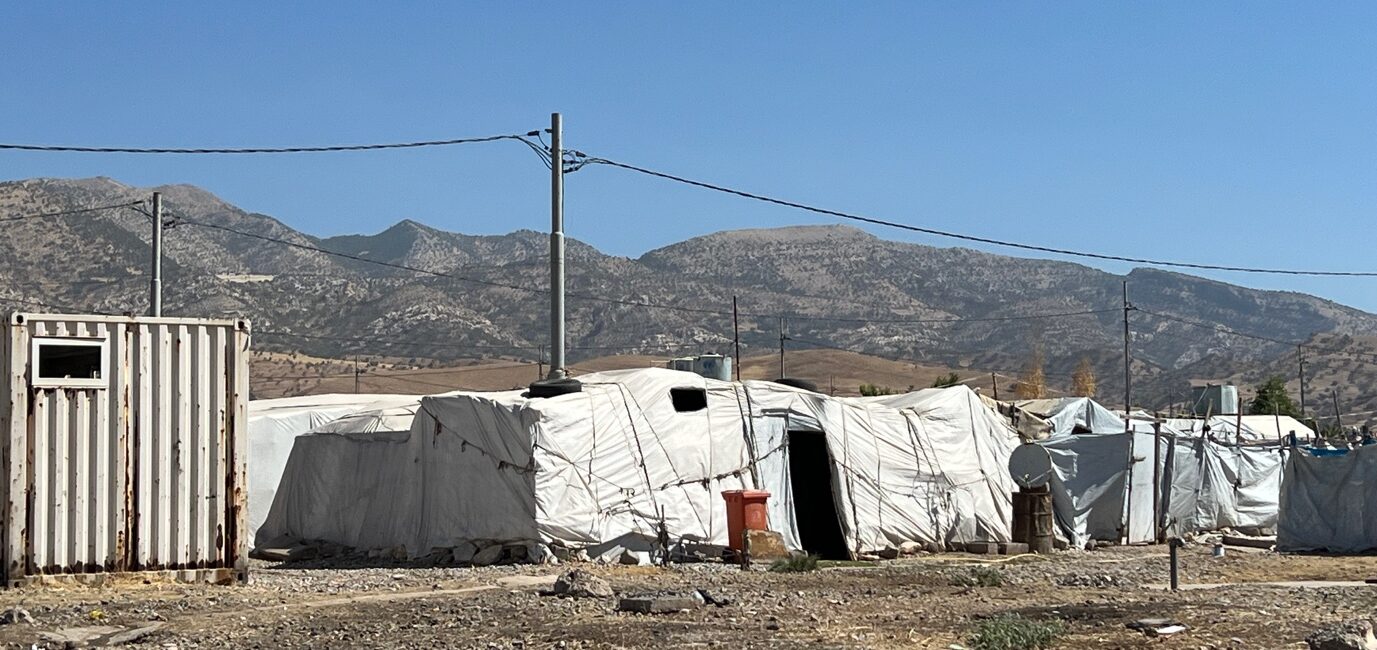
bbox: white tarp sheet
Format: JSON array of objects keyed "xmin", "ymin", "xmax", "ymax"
[
  {"xmin": 1278, "ymin": 445, "xmax": 1377, "ymax": 552},
  {"xmin": 247, "ymin": 393, "xmax": 415, "ymax": 546},
  {"xmin": 1166, "ymin": 416, "xmax": 1313, "ymax": 443},
  {"xmin": 261, "ymin": 368, "xmax": 1020, "ymax": 559}
]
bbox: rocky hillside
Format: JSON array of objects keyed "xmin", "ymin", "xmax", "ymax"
[{"xmin": 3, "ymin": 176, "xmax": 1376, "ymax": 413}]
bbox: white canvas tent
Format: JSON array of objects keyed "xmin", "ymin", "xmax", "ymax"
[
  {"xmin": 1277, "ymin": 445, "xmax": 1377, "ymax": 552},
  {"xmin": 247, "ymin": 394, "xmax": 417, "ymax": 546},
  {"xmin": 261, "ymin": 368, "xmax": 1020, "ymax": 561}
]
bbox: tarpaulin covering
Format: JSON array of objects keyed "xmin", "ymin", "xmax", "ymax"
[
  {"xmin": 260, "ymin": 368, "xmax": 1020, "ymax": 559},
  {"xmin": 1039, "ymin": 431, "xmax": 1159, "ymax": 548},
  {"xmin": 1021, "ymin": 398, "xmax": 1286, "ymax": 546},
  {"xmin": 247, "ymin": 394, "xmax": 416, "ymax": 545},
  {"xmin": 1161, "ymin": 438, "xmax": 1287, "ymax": 535},
  {"xmin": 1277, "ymin": 445, "xmax": 1377, "ymax": 552},
  {"xmin": 255, "ymin": 397, "xmax": 424, "ymax": 550}
]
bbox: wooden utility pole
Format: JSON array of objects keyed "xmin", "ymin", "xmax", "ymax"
[
  {"xmin": 1152, "ymin": 418, "xmax": 1163, "ymax": 543},
  {"xmin": 353, "ymin": 355, "xmax": 361, "ymax": 394},
  {"xmin": 991, "ymin": 372, "xmax": 999, "ymax": 400},
  {"xmin": 1298, "ymin": 345, "xmax": 1307, "ymax": 419},
  {"xmin": 1332, "ymin": 391, "xmax": 1343, "ymax": 433},
  {"xmin": 778, "ymin": 318, "xmax": 786, "ymax": 378}
]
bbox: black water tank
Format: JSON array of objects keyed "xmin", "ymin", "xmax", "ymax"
[
  {"xmin": 773, "ymin": 377, "xmax": 818, "ymax": 393},
  {"xmin": 528, "ymin": 377, "xmax": 583, "ymax": 398}
]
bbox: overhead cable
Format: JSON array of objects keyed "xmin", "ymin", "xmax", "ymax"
[
  {"xmin": 0, "ymin": 201, "xmax": 144, "ymax": 223},
  {"xmin": 580, "ymin": 154, "xmax": 1377, "ymax": 278},
  {"xmin": 0, "ymin": 133, "xmax": 533, "ymax": 155}
]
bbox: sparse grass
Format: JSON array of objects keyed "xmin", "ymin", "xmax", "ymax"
[
  {"xmin": 769, "ymin": 554, "xmax": 820, "ymax": 573},
  {"xmin": 968, "ymin": 614, "xmax": 1064, "ymax": 650},
  {"xmin": 949, "ymin": 565, "xmax": 1005, "ymax": 587},
  {"xmin": 815, "ymin": 559, "xmax": 880, "ymax": 569}
]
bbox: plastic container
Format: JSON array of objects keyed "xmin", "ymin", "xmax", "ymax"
[{"xmin": 722, "ymin": 489, "xmax": 771, "ymax": 553}]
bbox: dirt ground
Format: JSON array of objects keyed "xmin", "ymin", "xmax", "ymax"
[{"xmin": 0, "ymin": 543, "xmax": 1373, "ymax": 649}]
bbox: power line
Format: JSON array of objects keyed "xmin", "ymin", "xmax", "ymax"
[
  {"xmin": 0, "ymin": 133, "xmax": 533, "ymax": 155},
  {"xmin": 580, "ymin": 154, "xmax": 1377, "ymax": 278},
  {"xmin": 785, "ymin": 335, "xmax": 1081, "ymax": 383},
  {"xmin": 0, "ymin": 201, "xmax": 144, "ymax": 223},
  {"xmin": 1136, "ymin": 307, "xmax": 1377, "ymax": 362}
]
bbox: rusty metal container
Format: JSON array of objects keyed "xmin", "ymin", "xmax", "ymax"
[
  {"xmin": 1, "ymin": 313, "xmax": 250, "ymax": 587},
  {"xmin": 1012, "ymin": 484, "xmax": 1054, "ymax": 554}
]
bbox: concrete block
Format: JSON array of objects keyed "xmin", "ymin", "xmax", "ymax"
[
  {"xmin": 999, "ymin": 542, "xmax": 1030, "ymax": 555},
  {"xmin": 617, "ymin": 596, "xmax": 701, "ymax": 614},
  {"xmin": 964, "ymin": 541, "xmax": 998, "ymax": 555}
]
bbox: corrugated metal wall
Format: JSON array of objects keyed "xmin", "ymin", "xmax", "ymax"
[{"xmin": 2, "ymin": 314, "xmax": 249, "ymax": 585}]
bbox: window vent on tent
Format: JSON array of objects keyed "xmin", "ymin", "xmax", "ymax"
[{"xmin": 670, "ymin": 387, "xmax": 708, "ymax": 412}]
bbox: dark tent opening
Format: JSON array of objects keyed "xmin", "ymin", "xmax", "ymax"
[{"xmin": 786, "ymin": 431, "xmax": 850, "ymax": 559}]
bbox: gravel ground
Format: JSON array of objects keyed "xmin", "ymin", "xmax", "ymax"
[{"xmin": 0, "ymin": 544, "xmax": 1374, "ymax": 648}]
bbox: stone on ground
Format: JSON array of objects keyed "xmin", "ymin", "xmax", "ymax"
[
  {"xmin": 471, "ymin": 544, "xmax": 504, "ymax": 567},
  {"xmin": 746, "ymin": 530, "xmax": 790, "ymax": 560},
  {"xmin": 1306, "ymin": 619, "xmax": 1377, "ymax": 650},
  {"xmin": 550, "ymin": 569, "xmax": 613, "ymax": 599}
]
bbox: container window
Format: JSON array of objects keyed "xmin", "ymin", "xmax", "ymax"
[
  {"xmin": 670, "ymin": 387, "xmax": 707, "ymax": 412},
  {"xmin": 32, "ymin": 338, "xmax": 108, "ymax": 389}
]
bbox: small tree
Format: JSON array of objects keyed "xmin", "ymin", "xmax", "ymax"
[
  {"xmin": 859, "ymin": 383, "xmax": 897, "ymax": 397},
  {"xmin": 931, "ymin": 372, "xmax": 962, "ymax": 388},
  {"xmin": 1249, "ymin": 376, "xmax": 1301, "ymax": 417},
  {"xmin": 1016, "ymin": 350, "xmax": 1047, "ymax": 400},
  {"xmin": 1071, "ymin": 357, "xmax": 1097, "ymax": 397}
]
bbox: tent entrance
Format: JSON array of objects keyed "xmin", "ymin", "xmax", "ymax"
[{"xmin": 787, "ymin": 431, "xmax": 849, "ymax": 559}]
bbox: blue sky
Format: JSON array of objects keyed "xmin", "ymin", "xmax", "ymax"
[{"xmin": 3, "ymin": 3, "xmax": 1375, "ymax": 311}]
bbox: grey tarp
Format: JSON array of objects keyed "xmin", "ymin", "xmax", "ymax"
[
  {"xmin": 1039, "ymin": 431, "xmax": 1159, "ymax": 548},
  {"xmin": 1161, "ymin": 438, "xmax": 1287, "ymax": 536},
  {"xmin": 1278, "ymin": 445, "xmax": 1377, "ymax": 552}
]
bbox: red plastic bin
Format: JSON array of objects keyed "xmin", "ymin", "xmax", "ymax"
[{"xmin": 722, "ymin": 489, "xmax": 771, "ymax": 553}]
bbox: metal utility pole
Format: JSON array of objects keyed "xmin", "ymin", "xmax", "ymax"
[
  {"xmin": 732, "ymin": 296, "xmax": 741, "ymax": 381},
  {"xmin": 150, "ymin": 191, "xmax": 162, "ymax": 317},
  {"xmin": 778, "ymin": 318, "xmax": 786, "ymax": 378},
  {"xmin": 548, "ymin": 112, "xmax": 566, "ymax": 380},
  {"xmin": 1122, "ymin": 280, "xmax": 1132, "ymax": 425}
]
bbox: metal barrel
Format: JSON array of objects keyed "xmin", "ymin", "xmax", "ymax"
[{"xmin": 1027, "ymin": 485, "xmax": 1055, "ymax": 554}]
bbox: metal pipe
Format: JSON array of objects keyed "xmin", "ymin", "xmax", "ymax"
[{"xmin": 1169, "ymin": 538, "xmax": 1180, "ymax": 591}]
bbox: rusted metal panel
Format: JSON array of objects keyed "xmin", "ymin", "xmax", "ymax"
[{"xmin": 0, "ymin": 313, "xmax": 249, "ymax": 586}]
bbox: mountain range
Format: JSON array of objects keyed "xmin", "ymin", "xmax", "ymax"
[{"xmin": 2, "ymin": 176, "xmax": 1374, "ymax": 423}]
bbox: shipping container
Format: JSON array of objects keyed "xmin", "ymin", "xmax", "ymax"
[{"xmin": 1, "ymin": 313, "xmax": 250, "ymax": 587}]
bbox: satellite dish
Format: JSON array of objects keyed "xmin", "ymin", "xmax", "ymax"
[{"xmin": 1008, "ymin": 443, "xmax": 1055, "ymax": 489}]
